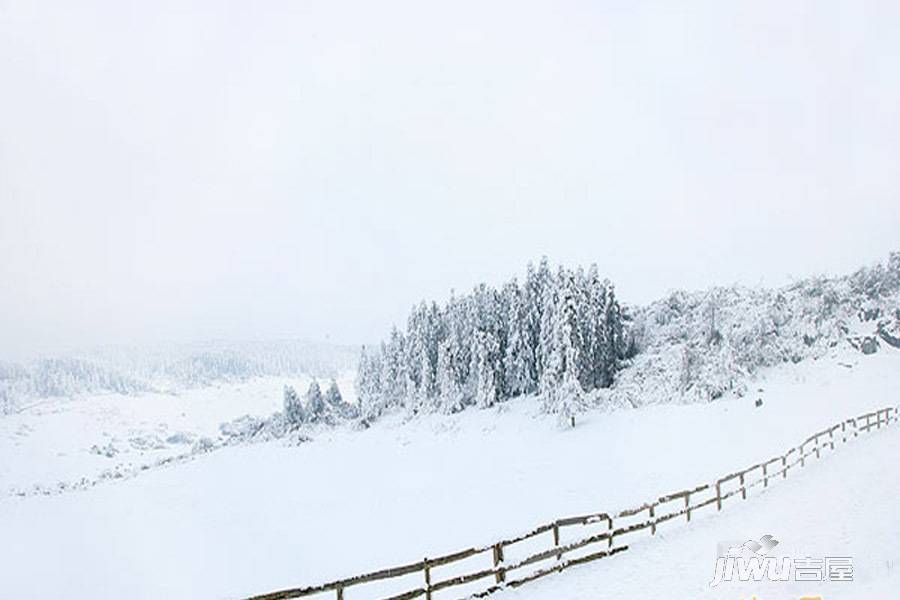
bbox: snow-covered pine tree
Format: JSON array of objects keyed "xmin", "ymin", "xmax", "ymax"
[
  {"xmin": 356, "ymin": 346, "xmax": 385, "ymax": 419},
  {"xmin": 539, "ymin": 270, "xmax": 562, "ymax": 411},
  {"xmin": 437, "ymin": 337, "xmax": 466, "ymax": 412},
  {"xmin": 445, "ymin": 292, "xmax": 473, "ymax": 400},
  {"xmin": 572, "ymin": 266, "xmax": 594, "ymax": 391},
  {"xmin": 473, "ymin": 329, "xmax": 500, "ymax": 408},
  {"xmin": 587, "ymin": 269, "xmax": 610, "ymax": 388},
  {"xmin": 324, "ymin": 379, "xmax": 342, "ymax": 406},
  {"xmin": 324, "ymin": 379, "xmax": 358, "ymax": 419},
  {"xmin": 305, "ymin": 379, "xmax": 326, "ymax": 422},
  {"xmin": 556, "ymin": 268, "xmax": 587, "ymax": 415},
  {"xmin": 382, "ymin": 328, "xmax": 408, "ymax": 407},
  {"xmin": 603, "ymin": 282, "xmax": 625, "ymax": 383},
  {"xmin": 405, "ymin": 304, "xmax": 427, "ymax": 402},
  {"xmin": 283, "ymin": 384, "xmax": 307, "ymax": 427},
  {"xmin": 503, "ymin": 279, "xmax": 533, "ymax": 397},
  {"xmin": 417, "ymin": 301, "xmax": 444, "ymax": 410},
  {"xmin": 529, "ymin": 257, "xmax": 553, "ymax": 385},
  {"xmin": 556, "ymin": 363, "xmax": 584, "ymax": 428}
]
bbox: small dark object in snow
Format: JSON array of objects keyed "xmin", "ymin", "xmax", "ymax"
[
  {"xmin": 860, "ymin": 336, "xmax": 880, "ymax": 355},
  {"xmin": 755, "ymin": 398, "xmax": 763, "ymax": 408}
]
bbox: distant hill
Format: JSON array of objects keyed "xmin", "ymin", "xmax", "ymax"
[{"xmin": 0, "ymin": 339, "xmax": 359, "ymax": 414}]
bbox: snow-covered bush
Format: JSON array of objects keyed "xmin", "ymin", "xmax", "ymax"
[
  {"xmin": 324, "ymin": 380, "xmax": 359, "ymax": 419},
  {"xmin": 222, "ymin": 380, "xmax": 359, "ymax": 445},
  {"xmin": 618, "ymin": 252, "xmax": 900, "ymax": 406}
]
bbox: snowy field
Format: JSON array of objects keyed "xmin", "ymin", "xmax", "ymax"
[
  {"xmin": 0, "ymin": 346, "xmax": 898, "ymax": 600},
  {"xmin": 0, "ymin": 373, "xmax": 356, "ymax": 496},
  {"xmin": 502, "ymin": 421, "xmax": 900, "ymax": 600}
]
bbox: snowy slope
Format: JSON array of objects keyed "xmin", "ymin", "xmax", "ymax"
[
  {"xmin": 0, "ymin": 373, "xmax": 356, "ymax": 496},
  {"xmin": 0, "ymin": 345, "xmax": 897, "ymax": 600},
  {"xmin": 499, "ymin": 423, "xmax": 900, "ymax": 600}
]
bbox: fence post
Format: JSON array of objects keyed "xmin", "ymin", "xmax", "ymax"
[
  {"xmin": 552, "ymin": 522, "xmax": 561, "ymax": 561},
  {"xmin": 607, "ymin": 517, "xmax": 614, "ymax": 549},
  {"xmin": 762, "ymin": 463, "xmax": 768, "ymax": 488},
  {"xmin": 739, "ymin": 473, "xmax": 746, "ymax": 500},
  {"xmin": 336, "ymin": 585, "xmax": 344, "ymax": 600},
  {"xmin": 782, "ymin": 455, "xmax": 787, "ymax": 479},
  {"xmin": 800, "ymin": 443, "xmax": 806, "ymax": 467},
  {"xmin": 814, "ymin": 435, "xmax": 821, "ymax": 459},
  {"xmin": 842, "ymin": 421, "xmax": 847, "ymax": 443},
  {"xmin": 424, "ymin": 558, "xmax": 432, "ymax": 600},
  {"xmin": 829, "ymin": 428, "xmax": 835, "ymax": 450},
  {"xmin": 716, "ymin": 481, "xmax": 722, "ymax": 511},
  {"xmin": 684, "ymin": 493, "xmax": 691, "ymax": 523},
  {"xmin": 492, "ymin": 544, "xmax": 505, "ymax": 584},
  {"xmin": 649, "ymin": 505, "xmax": 656, "ymax": 535}
]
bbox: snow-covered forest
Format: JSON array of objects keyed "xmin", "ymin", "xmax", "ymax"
[
  {"xmin": 0, "ymin": 340, "xmax": 358, "ymax": 415},
  {"xmin": 357, "ymin": 252, "xmax": 900, "ymax": 422},
  {"xmin": 356, "ymin": 259, "xmax": 630, "ymax": 419}
]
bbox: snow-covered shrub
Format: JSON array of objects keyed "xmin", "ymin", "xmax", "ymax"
[
  {"xmin": 619, "ymin": 252, "xmax": 900, "ymax": 406},
  {"xmin": 324, "ymin": 380, "xmax": 359, "ymax": 419},
  {"xmin": 191, "ymin": 437, "xmax": 216, "ymax": 454},
  {"xmin": 165, "ymin": 432, "xmax": 196, "ymax": 445}
]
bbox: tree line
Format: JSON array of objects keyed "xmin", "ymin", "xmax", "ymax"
[{"xmin": 356, "ymin": 258, "xmax": 632, "ymax": 419}]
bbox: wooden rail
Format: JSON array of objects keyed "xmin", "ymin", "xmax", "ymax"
[{"xmin": 245, "ymin": 405, "xmax": 899, "ymax": 600}]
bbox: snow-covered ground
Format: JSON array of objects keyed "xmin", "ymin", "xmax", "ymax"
[
  {"xmin": 0, "ymin": 346, "xmax": 897, "ymax": 600},
  {"xmin": 0, "ymin": 373, "xmax": 356, "ymax": 496},
  {"xmin": 501, "ymin": 422, "xmax": 900, "ymax": 600}
]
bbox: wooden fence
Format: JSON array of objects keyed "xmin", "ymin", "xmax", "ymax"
[{"xmin": 246, "ymin": 405, "xmax": 899, "ymax": 600}]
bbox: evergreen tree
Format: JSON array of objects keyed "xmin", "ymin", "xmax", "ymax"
[
  {"xmin": 503, "ymin": 279, "xmax": 533, "ymax": 397},
  {"xmin": 382, "ymin": 328, "xmax": 408, "ymax": 405},
  {"xmin": 473, "ymin": 329, "xmax": 500, "ymax": 408},
  {"xmin": 539, "ymin": 271, "xmax": 562, "ymax": 410},
  {"xmin": 355, "ymin": 345, "xmax": 380, "ymax": 410},
  {"xmin": 356, "ymin": 257, "xmax": 628, "ymax": 419},
  {"xmin": 305, "ymin": 379, "xmax": 326, "ymax": 421},
  {"xmin": 324, "ymin": 379, "xmax": 343, "ymax": 406},
  {"xmin": 324, "ymin": 379, "xmax": 358, "ymax": 419},
  {"xmin": 437, "ymin": 337, "xmax": 466, "ymax": 412},
  {"xmin": 283, "ymin": 384, "xmax": 307, "ymax": 427},
  {"xmin": 603, "ymin": 283, "xmax": 625, "ymax": 385},
  {"xmin": 588, "ymin": 267, "xmax": 610, "ymax": 389}
]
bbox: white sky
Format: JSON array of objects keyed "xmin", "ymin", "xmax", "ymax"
[{"xmin": 1, "ymin": 0, "xmax": 898, "ymax": 357}]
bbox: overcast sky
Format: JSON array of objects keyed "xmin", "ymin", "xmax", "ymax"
[{"xmin": 1, "ymin": 0, "xmax": 898, "ymax": 358}]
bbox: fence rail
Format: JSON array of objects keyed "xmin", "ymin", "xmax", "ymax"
[{"xmin": 246, "ymin": 405, "xmax": 899, "ymax": 600}]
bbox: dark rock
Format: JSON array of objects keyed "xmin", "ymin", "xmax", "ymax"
[{"xmin": 861, "ymin": 337, "xmax": 880, "ymax": 355}]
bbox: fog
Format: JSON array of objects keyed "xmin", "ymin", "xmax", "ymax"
[{"xmin": 1, "ymin": 0, "xmax": 898, "ymax": 358}]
